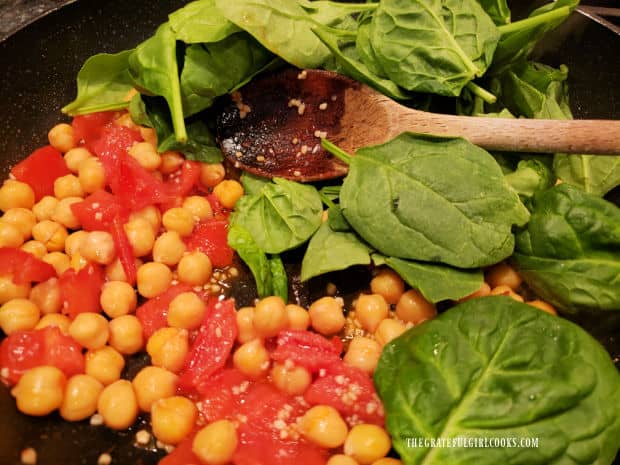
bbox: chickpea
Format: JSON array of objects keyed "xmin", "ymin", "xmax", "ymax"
[
  {"xmin": 78, "ymin": 157, "xmax": 106, "ymax": 193},
  {"xmin": 271, "ymin": 363, "xmax": 312, "ymax": 395},
  {"xmin": 286, "ymin": 304, "xmax": 310, "ymax": 331},
  {"xmin": 183, "ymin": 196, "xmax": 213, "ymax": 221},
  {"xmin": 0, "ymin": 298, "xmax": 40, "ymax": 334},
  {"xmin": 370, "ymin": 269, "xmax": 405, "ymax": 305},
  {"xmin": 97, "ymin": 379, "xmax": 139, "ymax": 430},
  {"xmin": 0, "ymin": 275, "xmax": 30, "ymax": 305},
  {"xmin": 177, "ymin": 251, "xmax": 212, "ymax": 286},
  {"xmin": 236, "ymin": 306, "xmax": 258, "ymax": 344},
  {"xmin": 344, "ymin": 337, "xmax": 381, "ymax": 375},
  {"xmin": 85, "ymin": 346, "xmax": 125, "ymax": 386},
  {"xmin": 0, "ymin": 180, "xmax": 35, "ymax": 211},
  {"xmin": 11, "ymin": 366, "xmax": 66, "ymax": 416},
  {"xmin": 299, "ymin": 405, "xmax": 348, "ymax": 448},
  {"xmin": 213, "ymin": 180, "xmax": 244, "ymax": 209},
  {"xmin": 192, "ymin": 420, "xmax": 238, "ymax": 465},
  {"xmin": 151, "ymin": 396, "xmax": 198, "ymax": 445},
  {"xmin": 459, "ymin": 282, "xmax": 491, "ymax": 302},
  {"xmin": 162, "ymin": 207, "xmax": 195, "ymax": 237},
  {"xmin": 64, "ymin": 230, "xmax": 88, "ymax": 257},
  {"xmin": 527, "ymin": 299, "xmax": 558, "ymax": 316},
  {"xmin": 50, "ymin": 197, "xmax": 81, "ymax": 230},
  {"xmin": 129, "ymin": 141, "xmax": 161, "ymax": 171},
  {"xmin": 1, "ymin": 207, "xmax": 36, "ymax": 240},
  {"xmin": 42, "ymin": 252, "xmax": 71, "ymax": 275},
  {"xmin": 140, "ymin": 127, "xmax": 158, "ymax": 147},
  {"xmin": 152, "ymin": 231, "xmax": 186, "ymax": 266},
  {"xmin": 490, "ymin": 285, "xmax": 524, "ymax": 302},
  {"xmin": 69, "ymin": 313, "xmax": 109, "ymax": 350},
  {"xmin": 159, "ymin": 151, "xmax": 184, "ymax": 175},
  {"xmin": 375, "ymin": 319, "xmax": 406, "ymax": 347},
  {"xmin": 344, "ymin": 424, "xmax": 391, "ymax": 464},
  {"xmin": 486, "ymin": 262, "xmax": 522, "ymax": 291},
  {"xmin": 32, "ymin": 196, "xmax": 59, "ymax": 221},
  {"xmin": 100, "ymin": 281, "xmax": 137, "ymax": 318},
  {"xmin": 29, "ymin": 278, "xmax": 62, "ymax": 314},
  {"xmin": 129, "ymin": 205, "xmax": 161, "ymax": 234},
  {"xmin": 32, "ymin": 220, "xmax": 68, "ymax": 252},
  {"xmin": 108, "ymin": 315, "xmax": 144, "ymax": 355},
  {"xmin": 371, "ymin": 459, "xmax": 403, "ymax": 465},
  {"xmin": 395, "ymin": 290, "xmax": 436, "ymax": 325},
  {"xmin": 168, "ymin": 292, "xmax": 206, "ymax": 330},
  {"xmin": 115, "ymin": 111, "xmax": 139, "ymax": 128},
  {"xmin": 355, "ymin": 294, "xmax": 389, "ymax": 333},
  {"xmin": 35, "ymin": 313, "xmax": 71, "ymax": 334},
  {"xmin": 309, "ymin": 296, "xmax": 345, "ymax": 335},
  {"xmin": 60, "ymin": 374, "xmax": 104, "ymax": 421},
  {"xmin": 132, "ymin": 366, "xmax": 178, "ymax": 412},
  {"xmin": 124, "ymin": 218, "xmax": 156, "ymax": 257},
  {"xmin": 80, "ymin": 231, "xmax": 116, "ymax": 265},
  {"xmin": 199, "ymin": 163, "xmax": 225, "ymax": 188},
  {"xmin": 48, "ymin": 123, "xmax": 75, "ymax": 152},
  {"xmin": 64, "ymin": 147, "xmax": 92, "ymax": 173},
  {"xmin": 0, "ymin": 222, "xmax": 24, "ymax": 248},
  {"xmin": 233, "ymin": 339, "xmax": 270, "ymax": 379},
  {"xmin": 327, "ymin": 455, "xmax": 359, "ymax": 465},
  {"xmin": 54, "ymin": 174, "xmax": 84, "ymax": 199},
  {"xmin": 252, "ymin": 296, "xmax": 288, "ymax": 339},
  {"xmin": 147, "ymin": 327, "xmax": 189, "ymax": 373},
  {"xmin": 137, "ymin": 262, "xmax": 172, "ymax": 298},
  {"xmin": 21, "ymin": 240, "xmax": 48, "ymax": 258},
  {"xmin": 105, "ymin": 257, "xmax": 142, "ymax": 283}
]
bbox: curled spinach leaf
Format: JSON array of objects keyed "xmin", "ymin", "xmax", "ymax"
[
  {"xmin": 476, "ymin": 0, "xmax": 511, "ymax": 25},
  {"xmin": 227, "ymin": 224, "xmax": 273, "ymax": 298},
  {"xmin": 269, "ymin": 255, "xmax": 288, "ymax": 302},
  {"xmin": 168, "ymin": 0, "xmax": 241, "ymax": 44},
  {"xmin": 504, "ymin": 159, "xmax": 555, "ymax": 199}
]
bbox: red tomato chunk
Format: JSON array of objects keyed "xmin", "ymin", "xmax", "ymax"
[
  {"xmin": 59, "ymin": 263, "xmax": 105, "ymax": 318},
  {"xmin": 10, "ymin": 145, "xmax": 70, "ymax": 200},
  {"xmin": 0, "ymin": 248, "xmax": 57, "ymax": 285}
]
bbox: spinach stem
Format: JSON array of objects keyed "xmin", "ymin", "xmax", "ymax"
[
  {"xmin": 322, "ymin": 139, "xmax": 352, "ymax": 164},
  {"xmin": 319, "ymin": 193, "xmax": 337, "ymax": 209},
  {"xmin": 498, "ymin": 6, "xmax": 571, "ymax": 35},
  {"xmin": 465, "ymin": 82, "xmax": 497, "ymax": 105}
]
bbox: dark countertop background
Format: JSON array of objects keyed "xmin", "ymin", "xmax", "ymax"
[{"xmin": 0, "ymin": 0, "xmax": 71, "ymax": 40}]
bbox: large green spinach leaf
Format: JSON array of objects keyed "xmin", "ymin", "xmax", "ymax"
[
  {"xmin": 554, "ymin": 156, "xmax": 620, "ymax": 197},
  {"xmin": 375, "ymin": 296, "xmax": 620, "ymax": 465},
  {"xmin": 513, "ymin": 184, "xmax": 620, "ymax": 313},
  {"xmin": 368, "ymin": 0, "xmax": 500, "ymax": 96},
  {"xmin": 476, "ymin": 0, "xmax": 510, "ymax": 25},
  {"xmin": 339, "ymin": 133, "xmax": 530, "ymax": 268},
  {"xmin": 227, "ymin": 223, "xmax": 273, "ymax": 298},
  {"xmin": 168, "ymin": 0, "xmax": 241, "ymax": 43}
]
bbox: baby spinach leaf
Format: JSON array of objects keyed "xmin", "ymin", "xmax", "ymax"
[
  {"xmin": 476, "ymin": 0, "xmax": 511, "ymax": 25},
  {"xmin": 230, "ymin": 178, "xmax": 323, "ymax": 254},
  {"xmin": 128, "ymin": 23, "xmax": 187, "ymax": 143},
  {"xmin": 339, "ymin": 133, "xmax": 530, "ymax": 268},
  {"xmin": 269, "ymin": 255, "xmax": 288, "ymax": 302},
  {"xmin": 300, "ymin": 222, "xmax": 372, "ymax": 282},
  {"xmin": 375, "ymin": 296, "xmax": 620, "ymax": 465},
  {"xmin": 62, "ymin": 50, "xmax": 134, "ymax": 116},
  {"xmin": 327, "ymin": 205, "xmax": 351, "ymax": 232},
  {"xmin": 504, "ymin": 159, "xmax": 555, "ymax": 199},
  {"xmin": 384, "ymin": 257, "xmax": 483, "ymax": 303},
  {"xmin": 355, "ymin": 17, "xmax": 387, "ymax": 78},
  {"xmin": 227, "ymin": 224, "xmax": 273, "ymax": 298},
  {"xmin": 168, "ymin": 0, "xmax": 241, "ymax": 43},
  {"xmin": 554, "ymin": 156, "xmax": 620, "ymax": 197},
  {"xmin": 513, "ymin": 184, "xmax": 620, "ymax": 313},
  {"xmin": 368, "ymin": 0, "xmax": 500, "ymax": 96},
  {"xmin": 240, "ymin": 172, "xmax": 270, "ymax": 196}
]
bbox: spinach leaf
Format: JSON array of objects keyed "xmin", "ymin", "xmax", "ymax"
[
  {"xmin": 355, "ymin": 17, "xmax": 386, "ymax": 78},
  {"xmin": 168, "ymin": 0, "xmax": 241, "ymax": 43},
  {"xmin": 230, "ymin": 177, "xmax": 323, "ymax": 254},
  {"xmin": 513, "ymin": 184, "xmax": 620, "ymax": 313},
  {"xmin": 504, "ymin": 159, "xmax": 555, "ymax": 199},
  {"xmin": 227, "ymin": 224, "xmax": 273, "ymax": 298},
  {"xmin": 375, "ymin": 296, "xmax": 620, "ymax": 465},
  {"xmin": 339, "ymin": 133, "xmax": 530, "ymax": 268},
  {"xmin": 476, "ymin": 0, "xmax": 510, "ymax": 25},
  {"xmin": 368, "ymin": 0, "xmax": 500, "ymax": 96},
  {"xmin": 62, "ymin": 50, "xmax": 134, "ymax": 116},
  {"xmin": 300, "ymin": 222, "xmax": 372, "ymax": 282},
  {"xmin": 128, "ymin": 23, "xmax": 187, "ymax": 143},
  {"xmin": 384, "ymin": 257, "xmax": 483, "ymax": 303},
  {"xmin": 298, "ymin": 0, "xmax": 376, "ymax": 28},
  {"xmin": 240, "ymin": 172, "xmax": 270, "ymax": 196},
  {"xmin": 554, "ymin": 155, "xmax": 620, "ymax": 197},
  {"xmin": 327, "ymin": 205, "xmax": 351, "ymax": 232},
  {"xmin": 269, "ymin": 255, "xmax": 288, "ymax": 301}
]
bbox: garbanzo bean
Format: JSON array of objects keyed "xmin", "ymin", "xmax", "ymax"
[
  {"xmin": 299, "ymin": 405, "xmax": 348, "ymax": 448},
  {"xmin": 60, "ymin": 374, "xmax": 104, "ymax": 421},
  {"xmin": 69, "ymin": 313, "xmax": 109, "ymax": 350},
  {"xmin": 199, "ymin": 162, "xmax": 225, "ymax": 188},
  {"xmin": 29, "ymin": 278, "xmax": 62, "ymax": 314},
  {"xmin": 527, "ymin": 299, "xmax": 558, "ymax": 316},
  {"xmin": 42, "ymin": 252, "xmax": 71, "ymax": 275},
  {"xmin": 64, "ymin": 147, "xmax": 92, "ymax": 173},
  {"xmin": 159, "ymin": 151, "xmax": 184, "ymax": 175},
  {"xmin": 129, "ymin": 205, "xmax": 161, "ymax": 234},
  {"xmin": 48, "ymin": 123, "xmax": 75, "ymax": 152},
  {"xmin": 100, "ymin": 281, "xmax": 137, "ymax": 318},
  {"xmin": 162, "ymin": 207, "xmax": 195, "ymax": 237},
  {"xmin": 490, "ymin": 285, "xmax": 524, "ymax": 302},
  {"xmin": 51, "ymin": 197, "xmax": 82, "ymax": 229},
  {"xmin": 21, "ymin": 240, "xmax": 47, "ymax": 258},
  {"xmin": 459, "ymin": 282, "xmax": 491, "ymax": 302},
  {"xmin": 192, "ymin": 420, "xmax": 238, "ymax": 465},
  {"xmin": 355, "ymin": 294, "xmax": 389, "ymax": 333},
  {"xmin": 213, "ymin": 180, "xmax": 244, "ymax": 209},
  {"xmin": 252, "ymin": 296, "xmax": 288, "ymax": 339},
  {"xmin": 344, "ymin": 424, "xmax": 391, "ymax": 464},
  {"xmin": 395, "ymin": 289, "xmax": 436, "ymax": 325},
  {"xmin": 128, "ymin": 142, "xmax": 161, "ymax": 171},
  {"xmin": 78, "ymin": 157, "xmax": 106, "ymax": 193},
  {"xmin": 309, "ymin": 296, "xmax": 345, "ymax": 335},
  {"xmin": 177, "ymin": 251, "xmax": 212, "ymax": 286},
  {"xmin": 35, "ymin": 313, "xmax": 71, "ymax": 334},
  {"xmin": 327, "ymin": 455, "xmax": 359, "ymax": 465},
  {"xmin": 370, "ymin": 269, "xmax": 405, "ymax": 305},
  {"xmin": 286, "ymin": 304, "xmax": 310, "ymax": 331},
  {"xmin": 105, "ymin": 257, "xmax": 142, "ymax": 283},
  {"xmin": 168, "ymin": 292, "xmax": 206, "ymax": 330},
  {"xmin": 152, "ymin": 231, "xmax": 186, "ymax": 266},
  {"xmin": 0, "ymin": 180, "xmax": 35, "ymax": 211},
  {"xmin": 137, "ymin": 262, "xmax": 172, "ymax": 298},
  {"xmin": 11, "ymin": 366, "xmax": 66, "ymax": 416},
  {"xmin": 344, "ymin": 337, "xmax": 381, "ymax": 375},
  {"xmin": 124, "ymin": 218, "xmax": 156, "ymax": 257},
  {"xmin": 64, "ymin": 230, "xmax": 88, "ymax": 257},
  {"xmin": 374, "ymin": 319, "xmax": 406, "ymax": 347},
  {"xmin": 271, "ymin": 363, "xmax": 312, "ymax": 395},
  {"xmin": 146, "ymin": 327, "xmax": 189, "ymax": 373},
  {"xmin": 371, "ymin": 459, "xmax": 403, "ymax": 465},
  {"xmin": 183, "ymin": 196, "xmax": 213, "ymax": 221},
  {"xmin": 97, "ymin": 379, "xmax": 139, "ymax": 430},
  {"xmin": 85, "ymin": 346, "xmax": 125, "ymax": 386},
  {"xmin": 140, "ymin": 127, "xmax": 158, "ymax": 147},
  {"xmin": 151, "ymin": 396, "xmax": 197, "ymax": 445},
  {"xmin": 0, "ymin": 275, "xmax": 30, "ymax": 305},
  {"xmin": 233, "ymin": 339, "xmax": 270, "ymax": 379},
  {"xmin": 53, "ymin": 174, "xmax": 84, "ymax": 199},
  {"xmin": 80, "ymin": 231, "xmax": 116, "ymax": 265},
  {"xmin": 32, "ymin": 196, "xmax": 59, "ymax": 221},
  {"xmin": 108, "ymin": 315, "xmax": 144, "ymax": 355},
  {"xmin": 32, "ymin": 220, "xmax": 68, "ymax": 252},
  {"xmin": 132, "ymin": 366, "xmax": 178, "ymax": 412},
  {"xmin": 236, "ymin": 306, "xmax": 258, "ymax": 344},
  {"xmin": 486, "ymin": 262, "xmax": 522, "ymax": 291},
  {"xmin": 0, "ymin": 222, "xmax": 24, "ymax": 248},
  {"xmin": 1, "ymin": 207, "xmax": 36, "ymax": 240},
  {"xmin": 0, "ymin": 298, "xmax": 40, "ymax": 334}
]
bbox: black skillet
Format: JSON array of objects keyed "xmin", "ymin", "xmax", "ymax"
[{"xmin": 0, "ymin": 1, "xmax": 619, "ymax": 464}]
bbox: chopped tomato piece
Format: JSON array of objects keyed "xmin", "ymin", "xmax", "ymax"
[
  {"xmin": 0, "ymin": 326, "xmax": 84, "ymax": 384},
  {"xmin": 71, "ymin": 190, "xmax": 124, "ymax": 231},
  {"xmin": 58, "ymin": 263, "xmax": 105, "ymax": 318},
  {"xmin": 164, "ymin": 160, "xmax": 201, "ymax": 200},
  {"xmin": 116, "ymin": 153, "xmax": 167, "ymax": 211},
  {"xmin": 10, "ymin": 145, "xmax": 70, "ymax": 200},
  {"xmin": 206, "ymin": 193, "xmax": 229, "ymax": 219},
  {"xmin": 72, "ymin": 111, "xmax": 117, "ymax": 150},
  {"xmin": 110, "ymin": 216, "xmax": 136, "ymax": 285},
  {"xmin": 135, "ymin": 284, "xmax": 194, "ymax": 339},
  {"xmin": 196, "ymin": 368, "xmax": 249, "ymax": 422},
  {"xmin": 177, "ymin": 299, "xmax": 237, "ymax": 394},
  {"xmin": 158, "ymin": 433, "xmax": 199, "ymax": 465},
  {"xmin": 185, "ymin": 219, "xmax": 234, "ymax": 268},
  {"xmin": 271, "ymin": 330, "xmax": 343, "ymax": 373},
  {"xmin": 0, "ymin": 247, "xmax": 56, "ymax": 285}
]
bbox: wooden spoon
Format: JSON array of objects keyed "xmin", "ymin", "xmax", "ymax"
[{"xmin": 216, "ymin": 68, "xmax": 620, "ymax": 182}]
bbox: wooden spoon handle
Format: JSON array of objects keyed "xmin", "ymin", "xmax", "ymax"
[{"xmin": 399, "ymin": 110, "xmax": 620, "ymax": 155}]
